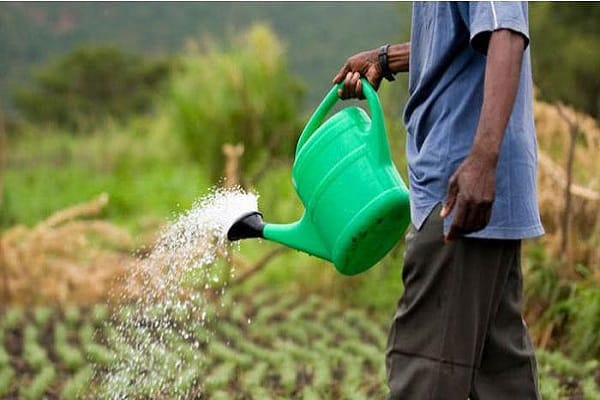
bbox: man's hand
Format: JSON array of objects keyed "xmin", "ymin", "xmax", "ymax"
[
  {"xmin": 332, "ymin": 49, "xmax": 383, "ymax": 100},
  {"xmin": 332, "ymin": 43, "xmax": 410, "ymax": 99},
  {"xmin": 441, "ymin": 152, "xmax": 496, "ymax": 241}
]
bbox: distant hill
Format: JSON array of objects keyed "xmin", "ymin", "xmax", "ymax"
[{"xmin": 0, "ymin": 2, "xmax": 410, "ymax": 112}]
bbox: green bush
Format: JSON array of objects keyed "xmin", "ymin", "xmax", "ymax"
[
  {"xmin": 167, "ymin": 23, "xmax": 304, "ymax": 182},
  {"xmin": 13, "ymin": 45, "xmax": 172, "ymax": 130}
]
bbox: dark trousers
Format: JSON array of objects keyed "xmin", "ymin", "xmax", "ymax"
[{"xmin": 385, "ymin": 205, "xmax": 541, "ymax": 400}]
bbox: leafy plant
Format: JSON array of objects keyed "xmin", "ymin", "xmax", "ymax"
[
  {"xmin": 23, "ymin": 325, "xmax": 49, "ymax": 370},
  {"xmin": 60, "ymin": 365, "xmax": 93, "ymax": 400},
  {"xmin": 0, "ymin": 366, "xmax": 15, "ymax": 396},
  {"xmin": 55, "ymin": 322, "xmax": 85, "ymax": 371},
  {"xmin": 19, "ymin": 365, "xmax": 57, "ymax": 400},
  {"xmin": 167, "ymin": 24, "xmax": 304, "ymax": 183}
]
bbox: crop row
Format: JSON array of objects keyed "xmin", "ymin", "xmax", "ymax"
[{"xmin": 1, "ymin": 289, "xmax": 599, "ymax": 399}]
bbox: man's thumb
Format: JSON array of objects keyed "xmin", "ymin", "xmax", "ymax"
[{"xmin": 441, "ymin": 182, "xmax": 458, "ymax": 218}]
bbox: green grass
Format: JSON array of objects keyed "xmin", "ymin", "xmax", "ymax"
[{"xmin": 2, "ymin": 118, "xmax": 209, "ymax": 234}]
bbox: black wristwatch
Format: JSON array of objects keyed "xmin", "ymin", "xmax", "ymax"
[{"xmin": 378, "ymin": 44, "xmax": 396, "ymax": 82}]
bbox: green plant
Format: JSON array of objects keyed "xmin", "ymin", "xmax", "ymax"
[
  {"xmin": 0, "ymin": 367, "xmax": 15, "ymax": 396},
  {"xmin": 32, "ymin": 307, "xmax": 53, "ymax": 326},
  {"xmin": 64, "ymin": 306, "xmax": 81, "ymax": 327},
  {"xmin": 60, "ymin": 365, "xmax": 93, "ymax": 400},
  {"xmin": 55, "ymin": 322, "xmax": 85, "ymax": 371},
  {"xmin": 23, "ymin": 325, "xmax": 49, "ymax": 370},
  {"xmin": 167, "ymin": 24, "xmax": 304, "ymax": 182},
  {"xmin": 2, "ymin": 308, "xmax": 24, "ymax": 329},
  {"xmin": 565, "ymin": 283, "xmax": 600, "ymax": 358},
  {"xmin": 19, "ymin": 365, "xmax": 56, "ymax": 400}
]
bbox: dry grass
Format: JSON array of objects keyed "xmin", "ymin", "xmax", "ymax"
[
  {"xmin": 534, "ymin": 100, "xmax": 600, "ymax": 273},
  {"xmin": 0, "ymin": 193, "xmax": 135, "ymax": 307}
]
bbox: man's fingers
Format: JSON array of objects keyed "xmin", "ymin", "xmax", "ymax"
[
  {"xmin": 332, "ymin": 65, "xmax": 349, "ymax": 84},
  {"xmin": 365, "ymin": 67, "xmax": 380, "ymax": 90},
  {"xmin": 339, "ymin": 71, "xmax": 363, "ymax": 100},
  {"xmin": 441, "ymin": 178, "xmax": 458, "ymax": 218},
  {"xmin": 356, "ymin": 76, "xmax": 365, "ymax": 99},
  {"xmin": 338, "ymin": 72, "xmax": 353, "ymax": 99},
  {"xmin": 465, "ymin": 206, "xmax": 484, "ymax": 233},
  {"xmin": 446, "ymin": 200, "xmax": 493, "ymax": 241},
  {"xmin": 446, "ymin": 217, "xmax": 463, "ymax": 241},
  {"xmin": 445, "ymin": 197, "xmax": 467, "ymax": 241}
]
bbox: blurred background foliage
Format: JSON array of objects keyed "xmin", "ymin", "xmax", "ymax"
[
  {"xmin": 167, "ymin": 25, "xmax": 304, "ymax": 182},
  {"xmin": 13, "ymin": 45, "xmax": 172, "ymax": 130},
  {"xmin": 0, "ymin": 3, "xmax": 599, "ymax": 399},
  {"xmin": 529, "ymin": 2, "xmax": 600, "ymax": 119}
]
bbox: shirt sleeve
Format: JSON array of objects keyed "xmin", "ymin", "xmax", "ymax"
[{"xmin": 467, "ymin": 1, "xmax": 530, "ymax": 55}]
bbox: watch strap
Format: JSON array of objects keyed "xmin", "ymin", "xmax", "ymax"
[{"xmin": 378, "ymin": 44, "xmax": 396, "ymax": 82}]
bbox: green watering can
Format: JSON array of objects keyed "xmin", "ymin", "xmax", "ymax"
[{"xmin": 228, "ymin": 79, "xmax": 410, "ymax": 275}]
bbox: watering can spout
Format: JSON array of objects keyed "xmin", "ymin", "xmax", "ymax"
[
  {"xmin": 227, "ymin": 212, "xmax": 329, "ymax": 261},
  {"xmin": 227, "ymin": 212, "xmax": 265, "ymax": 241},
  {"xmin": 262, "ymin": 216, "xmax": 329, "ymax": 260}
]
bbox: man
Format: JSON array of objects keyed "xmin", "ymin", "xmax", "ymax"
[{"xmin": 333, "ymin": 2, "xmax": 543, "ymax": 399}]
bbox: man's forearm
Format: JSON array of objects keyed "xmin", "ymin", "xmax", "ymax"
[
  {"xmin": 388, "ymin": 43, "xmax": 411, "ymax": 73},
  {"xmin": 470, "ymin": 30, "xmax": 525, "ymax": 164}
]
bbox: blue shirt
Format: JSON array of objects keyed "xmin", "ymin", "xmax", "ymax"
[{"xmin": 405, "ymin": 1, "xmax": 544, "ymax": 239}]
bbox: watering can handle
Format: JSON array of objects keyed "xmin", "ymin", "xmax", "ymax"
[{"xmin": 295, "ymin": 78, "xmax": 387, "ymax": 159}]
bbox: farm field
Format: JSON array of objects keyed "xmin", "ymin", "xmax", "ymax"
[
  {"xmin": 1, "ymin": 5, "xmax": 599, "ymax": 399},
  {"xmin": 1, "ymin": 288, "xmax": 599, "ymax": 400}
]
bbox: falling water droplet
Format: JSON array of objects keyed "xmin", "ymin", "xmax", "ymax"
[{"xmin": 94, "ymin": 187, "xmax": 259, "ymax": 398}]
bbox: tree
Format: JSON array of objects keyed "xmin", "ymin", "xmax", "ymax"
[{"xmin": 13, "ymin": 45, "xmax": 172, "ymax": 130}]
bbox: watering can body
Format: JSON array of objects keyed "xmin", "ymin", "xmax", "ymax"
[{"xmin": 262, "ymin": 79, "xmax": 410, "ymax": 275}]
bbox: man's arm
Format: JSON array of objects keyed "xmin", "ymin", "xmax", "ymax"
[
  {"xmin": 332, "ymin": 43, "xmax": 410, "ymax": 99},
  {"xmin": 441, "ymin": 29, "xmax": 526, "ymax": 240}
]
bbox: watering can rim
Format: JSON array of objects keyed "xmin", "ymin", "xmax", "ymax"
[{"xmin": 294, "ymin": 78, "xmax": 388, "ymax": 163}]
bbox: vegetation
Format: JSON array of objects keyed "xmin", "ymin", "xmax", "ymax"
[
  {"xmin": 1, "ymin": 289, "xmax": 598, "ymax": 399},
  {"xmin": 530, "ymin": 3, "xmax": 600, "ymax": 119},
  {"xmin": 0, "ymin": 6, "xmax": 599, "ymax": 399},
  {"xmin": 3, "ymin": 3, "xmax": 598, "ymax": 120},
  {"xmin": 13, "ymin": 45, "xmax": 172, "ymax": 130},
  {"xmin": 168, "ymin": 25, "xmax": 304, "ymax": 182},
  {"xmin": 0, "ymin": 2, "xmax": 406, "ymax": 113}
]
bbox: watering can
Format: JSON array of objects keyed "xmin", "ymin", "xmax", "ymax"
[{"xmin": 227, "ymin": 78, "xmax": 410, "ymax": 275}]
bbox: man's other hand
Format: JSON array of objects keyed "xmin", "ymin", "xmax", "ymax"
[
  {"xmin": 332, "ymin": 49, "xmax": 383, "ymax": 100},
  {"xmin": 440, "ymin": 153, "xmax": 496, "ymax": 241}
]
